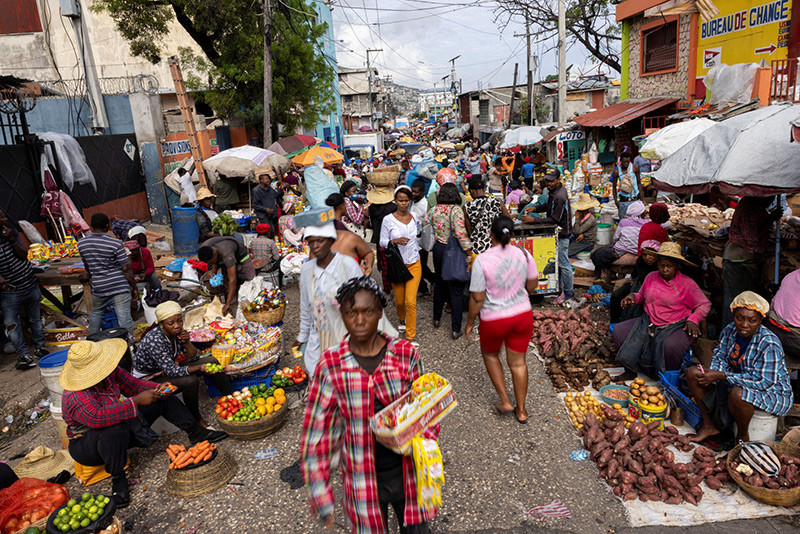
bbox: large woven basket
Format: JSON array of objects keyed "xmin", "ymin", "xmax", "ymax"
[
  {"xmin": 366, "ymin": 166, "xmax": 400, "ymax": 187},
  {"xmin": 217, "ymin": 404, "xmax": 288, "ymax": 440},
  {"xmin": 166, "ymin": 446, "xmax": 237, "ymax": 498},
  {"xmin": 242, "ymin": 305, "xmax": 285, "ymax": 325},
  {"xmin": 727, "ymin": 440, "xmax": 800, "ymax": 506}
]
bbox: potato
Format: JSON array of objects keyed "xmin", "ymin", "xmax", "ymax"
[
  {"xmin": 646, "ymin": 386, "xmax": 660, "ymax": 396},
  {"xmin": 634, "ymin": 378, "xmax": 645, "ymax": 386}
]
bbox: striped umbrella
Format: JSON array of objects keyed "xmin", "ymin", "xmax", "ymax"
[{"xmin": 267, "ymin": 134, "xmax": 320, "ymax": 157}]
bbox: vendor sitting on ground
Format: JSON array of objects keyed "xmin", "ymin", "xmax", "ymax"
[
  {"xmin": 250, "ymin": 223, "xmax": 280, "ymax": 272},
  {"xmin": 609, "ymin": 240, "xmax": 662, "ymax": 324},
  {"xmin": 766, "ymin": 267, "xmax": 800, "ymax": 358},
  {"xmin": 569, "ymin": 193, "xmax": 599, "ymax": 257},
  {"xmin": 198, "ymin": 236, "xmax": 255, "ymax": 316},
  {"xmin": 613, "ymin": 242, "xmax": 711, "ymax": 381},
  {"xmin": 278, "ymin": 196, "xmax": 304, "ymax": 247},
  {"xmin": 687, "ymin": 292, "xmax": 793, "ymax": 443},
  {"xmin": 506, "ymin": 179, "xmax": 525, "ymax": 206},
  {"xmin": 133, "ymin": 301, "xmax": 232, "ymax": 428},
  {"xmin": 591, "ymin": 200, "xmax": 647, "ymax": 278},
  {"xmin": 62, "ymin": 339, "xmax": 227, "ymax": 507},
  {"xmin": 637, "ymin": 202, "xmax": 670, "ymax": 251},
  {"xmin": 125, "ymin": 240, "xmax": 161, "ymax": 292}
]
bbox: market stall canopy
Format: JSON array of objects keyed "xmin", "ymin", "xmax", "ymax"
[
  {"xmin": 202, "ymin": 146, "xmax": 277, "ymax": 177},
  {"xmin": 319, "ymin": 140, "xmax": 339, "ymax": 149},
  {"xmin": 513, "ymin": 126, "xmax": 544, "ymax": 146},
  {"xmin": 573, "ymin": 98, "xmax": 677, "ymax": 128},
  {"xmin": 292, "ymin": 146, "xmax": 344, "ymax": 166},
  {"xmin": 639, "ymin": 118, "xmax": 716, "ymax": 160},
  {"xmin": 653, "ymin": 104, "xmax": 800, "ymax": 196},
  {"xmin": 792, "ymin": 113, "xmax": 800, "ymax": 143},
  {"xmin": 267, "ymin": 134, "xmax": 320, "ymax": 156}
]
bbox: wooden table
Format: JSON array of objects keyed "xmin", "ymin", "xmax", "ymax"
[{"xmin": 35, "ymin": 257, "xmax": 92, "ymax": 315}]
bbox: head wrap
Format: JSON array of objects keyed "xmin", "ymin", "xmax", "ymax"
[
  {"xmin": 123, "ymin": 240, "xmax": 139, "ymax": 250},
  {"xmin": 436, "ymin": 167, "xmax": 457, "ymax": 186},
  {"xmin": 256, "ymin": 223, "xmax": 271, "ymax": 235},
  {"xmin": 127, "ymin": 225, "xmax": 146, "ymax": 238},
  {"xmin": 731, "ymin": 291, "xmax": 770, "ymax": 317},
  {"xmin": 304, "ymin": 221, "xmax": 337, "ymax": 240},
  {"xmin": 394, "ymin": 185, "xmax": 412, "ymax": 198},
  {"xmin": 336, "ymin": 275, "xmax": 389, "ymax": 309},
  {"xmin": 640, "ymin": 240, "xmax": 662, "ymax": 253},
  {"xmin": 625, "ymin": 200, "xmax": 646, "ymax": 218},
  {"xmin": 648, "ymin": 202, "xmax": 670, "ymax": 224},
  {"xmin": 155, "ymin": 301, "xmax": 182, "ymax": 323}
]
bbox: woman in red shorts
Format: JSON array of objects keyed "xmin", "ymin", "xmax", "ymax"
[{"xmin": 465, "ymin": 216, "xmax": 539, "ymax": 423}]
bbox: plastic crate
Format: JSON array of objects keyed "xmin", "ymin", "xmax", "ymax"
[
  {"xmin": 658, "ymin": 370, "xmax": 702, "ymax": 429},
  {"xmin": 205, "ymin": 358, "xmax": 279, "ymax": 397},
  {"xmin": 100, "ymin": 309, "xmax": 118, "ymax": 330}
]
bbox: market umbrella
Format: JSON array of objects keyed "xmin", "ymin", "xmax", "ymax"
[
  {"xmin": 514, "ymin": 126, "xmax": 544, "ymax": 146},
  {"xmin": 319, "ymin": 140, "xmax": 339, "ymax": 149},
  {"xmin": 292, "ymin": 146, "xmax": 344, "ymax": 166},
  {"xmin": 498, "ymin": 129, "xmax": 519, "ymax": 149},
  {"xmin": 267, "ymin": 134, "xmax": 320, "ymax": 157},
  {"xmin": 445, "ymin": 127, "xmax": 460, "ymax": 138},
  {"xmin": 639, "ymin": 118, "xmax": 716, "ymax": 160},
  {"xmin": 202, "ymin": 145, "xmax": 277, "ymax": 177}
]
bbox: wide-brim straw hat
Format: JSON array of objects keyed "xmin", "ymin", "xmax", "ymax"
[
  {"xmin": 13, "ymin": 446, "xmax": 74, "ymax": 480},
  {"xmin": 367, "ymin": 186, "xmax": 395, "ymax": 205},
  {"xmin": 572, "ymin": 193, "xmax": 599, "ymax": 211},
  {"xmin": 60, "ymin": 339, "xmax": 128, "ymax": 391},
  {"xmin": 196, "ymin": 187, "xmax": 216, "ymax": 201},
  {"xmin": 656, "ymin": 241, "xmax": 695, "ymax": 267}
]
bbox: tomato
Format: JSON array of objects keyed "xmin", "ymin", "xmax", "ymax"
[
  {"xmin": 215, "ymin": 406, "xmax": 223, "ymax": 414},
  {"xmin": 293, "ymin": 376, "xmax": 304, "ymax": 384}
]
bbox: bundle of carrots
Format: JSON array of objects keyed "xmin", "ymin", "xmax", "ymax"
[{"xmin": 166, "ymin": 441, "xmax": 217, "ymax": 470}]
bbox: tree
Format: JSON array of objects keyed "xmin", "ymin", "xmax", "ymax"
[
  {"xmin": 92, "ymin": 0, "xmax": 335, "ymax": 140},
  {"xmin": 494, "ymin": 0, "xmax": 621, "ymax": 73}
]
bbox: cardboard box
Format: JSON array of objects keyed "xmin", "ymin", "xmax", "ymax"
[{"xmin": 789, "ymin": 194, "xmax": 800, "ymax": 217}]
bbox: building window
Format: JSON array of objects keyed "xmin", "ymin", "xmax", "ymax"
[
  {"xmin": 640, "ymin": 17, "xmax": 679, "ymax": 75},
  {"xmin": 0, "ymin": 0, "xmax": 43, "ymax": 35}
]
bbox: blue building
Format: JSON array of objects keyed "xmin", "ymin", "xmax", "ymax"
[{"xmin": 304, "ymin": 0, "xmax": 343, "ymax": 147}]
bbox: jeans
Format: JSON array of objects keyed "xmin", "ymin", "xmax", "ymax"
[
  {"xmin": 568, "ymin": 239, "xmax": 595, "ymax": 258},
  {"xmin": 432, "ymin": 242, "xmax": 466, "ymax": 333},
  {"xmin": 89, "ymin": 292, "xmax": 133, "ymax": 336},
  {"xmin": 619, "ymin": 200, "xmax": 633, "ymax": 218},
  {"xmin": 557, "ymin": 237, "xmax": 573, "ymax": 295},
  {"xmin": 1, "ymin": 285, "xmax": 45, "ymax": 358}
]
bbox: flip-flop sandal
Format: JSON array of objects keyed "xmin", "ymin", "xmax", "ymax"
[
  {"xmin": 495, "ymin": 405, "xmax": 514, "ymax": 416},
  {"xmin": 514, "ymin": 408, "xmax": 529, "ymax": 424}
]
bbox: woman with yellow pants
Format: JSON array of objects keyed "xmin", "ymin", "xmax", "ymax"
[{"xmin": 379, "ymin": 185, "xmax": 422, "ymax": 346}]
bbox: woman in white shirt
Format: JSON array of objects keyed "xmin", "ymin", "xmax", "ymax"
[{"xmin": 379, "ymin": 185, "xmax": 422, "ymax": 345}]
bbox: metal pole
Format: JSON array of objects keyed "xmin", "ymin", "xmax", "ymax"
[
  {"xmin": 558, "ymin": 0, "xmax": 567, "ymax": 126},
  {"xmin": 508, "ymin": 63, "xmax": 518, "ymax": 129},
  {"xmin": 526, "ymin": 14, "xmax": 533, "ymax": 126},
  {"xmin": 366, "ymin": 49, "xmax": 383, "ymax": 130}
]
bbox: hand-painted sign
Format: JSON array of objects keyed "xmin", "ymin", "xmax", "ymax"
[{"xmin": 697, "ymin": 0, "xmax": 792, "ymax": 77}]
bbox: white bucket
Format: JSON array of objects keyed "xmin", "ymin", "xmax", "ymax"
[
  {"xmin": 597, "ymin": 223, "xmax": 614, "ymax": 246},
  {"xmin": 39, "ymin": 349, "xmax": 69, "ymax": 410},
  {"xmin": 748, "ymin": 409, "xmax": 778, "ymax": 442}
]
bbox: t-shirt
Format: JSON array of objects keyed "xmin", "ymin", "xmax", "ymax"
[
  {"xmin": 470, "ymin": 244, "xmax": 538, "ymax": 321},
  {"xmin": 203, "ymin": 236, "xmax": 248, "ymax": 269},
  {"xmin": 772, "ymin": 268, "xmax": 800, "ymax": 327},
  {"xmin": 728, "ymin": 335, "xmax": 752, "ymax": 373},
  {"xmin": 0, "ymin": 234, "xmax": 36, "ymax": 293},
  {"xmin": 213, "ymin": 176, "xmax": 240, "ymax": 206},
  {"xmin": 77, "ymin": 233, "xmax": 130, "ymax": 297},
  {"xmin": 488, "ymin": 168, "xmax": 505, "ymax": 191},
  {"xmin": 521, "ymin": 163, "xmax": 535, "ymax": 178},
  {"xmin": 465, "ymin": 196, "xmax": 502, "ymax": 254},
  {"xmin": 178, "ymin": 173, "xmax": 196, "ymax": 204}
]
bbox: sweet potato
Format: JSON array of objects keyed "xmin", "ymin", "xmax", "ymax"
[
  {"xmin": 705, "ymin": 476, "xmax": 723, "ymax": 490},
  {"xmin": 683, "ymin": 491, "xmax": 699, "ymax": 506},
  {"xmin": 687, "ymin": 486, "xmax": 703, "ymax": 498},
  {"xmin": 663, "ymin": 450, "xmax": 675, "ymax": 464},
  {"xmin": 653, "ymin": 464, "xmax": 665, "ymax": 483},
  {"xmin": 630, "ymin": 439, "xmax": 648, "ymax": 454},
  {"xmin": 675, "ymin": 435, "xmax": 691, "ymax": 446},
  {"xmin": 628, "ymin": 421, "xmax": 647, "ymax": 440},
  {"xmin": 598, "ymin": 448, "xmax": 614, "ymax": 466},
  {"xmin": 765, "ymin": 479, "xmax": 781, "ymax": 489},
  {"xmin": 613, "ymin": 485, "xmax": 623, "ymax": 496},
  {"xmin": 780, "ymin": 454, "xmax": 800, "ymax": 466},
  {"xmin": 664, "ymin": 495, "xmax": 683, "ymax": 505},
  {"xmin": 686, "ymin": 474, "xmax": 704, "ymax": 487},
  {"xmin": 614, "ymin": 435, "xmax": 632, "ymax": 454},
  {"xmin": 673, "ymin": 463, "xmax": 690, "ymax": 477},
  {"xmin": 663, "ymin": 425, "xmax": 679, "ymax": 435},
  {"xmin": 628, "ymin": 458, "xmax": 645, "ymax": 476},
  {"xmin": 622, "ymin": 489, "xmax": 639, "ymax": 501},
  {"xmin": 607, "ymin": 458, "xmax": 620, "ymax": 479},
  {"xmin": 609, "ymin": 425, "xmax": 625, "ymax": 444},
  {"xmin": 645, "ymin": 421, "xmax": 661, "ymax": 432},
  {"xmin": 620, "ymin": 471, "xmax": 639, "ymax": 485},
  {"xmin": 716, "ymin": 472, "xmax": 730, "ymax": 483}
]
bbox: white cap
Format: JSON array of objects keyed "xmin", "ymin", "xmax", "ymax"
[
  {"xmin": 128, "ymin": 225, "xmax": 146, "ymax": 238},
  {"xmin": 303, "ymin": 221, "xmax": 337, "ymax": 240}
]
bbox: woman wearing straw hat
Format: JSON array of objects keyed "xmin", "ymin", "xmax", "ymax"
[
  {"xmin": 133, "ymin": 301, "xmax": 233, "ymax": 428},
  {"xmin": 195, "ymin": 187, "xmax": 220, "ymax": 243},
  {"xmin": 686, "ymin": 291, "xmax": 792, "ymax": 444},
  {"xmin": 568, "ymin": 193, "xmax": 599, "ymax": 257},
  {"xmin": 613, "ymin": 242, "xmax": 711, "ymax": 381},
  {"xmin": 61, "ymin": 340, "xmax": 226, "ymax": 507}
]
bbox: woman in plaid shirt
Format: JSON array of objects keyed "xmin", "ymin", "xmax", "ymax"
[{"xmin": 301, "ymin": 276, "xmax": 438, "ymax": 533}]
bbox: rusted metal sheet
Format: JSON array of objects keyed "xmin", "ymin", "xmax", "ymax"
[
  {"xmin": 572, "ymin": 98, "xmax": 678, "ymax": 127},
  {"xmin": 0, "ymin": 0, "xmax": 43, "ymax": 35}
]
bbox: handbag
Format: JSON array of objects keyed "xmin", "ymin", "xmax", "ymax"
[
  {"xmin": 421, "ymin": 223, "xmax": 435, "ymax": 252},
  {"xmin": 441, "ymin": 208, "xmax": 470, "ymax": 282},
  {"xmin": 385, "ymin": 243, "xmax": 413, "ymax": 284}
]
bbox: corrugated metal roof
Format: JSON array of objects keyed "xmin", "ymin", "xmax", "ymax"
[{"xmin": 573, "ymin": 98, "xmax": 677, "ymax": 127}]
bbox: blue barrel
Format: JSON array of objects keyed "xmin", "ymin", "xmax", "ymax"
[{"xmin": 171, "ymin": 206, "xmax": 200, "ymax": 255}]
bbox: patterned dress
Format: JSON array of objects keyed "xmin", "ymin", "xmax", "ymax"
[{"xmin": 465, "ymin": 196, "xmax": 502, "ymax": 254}]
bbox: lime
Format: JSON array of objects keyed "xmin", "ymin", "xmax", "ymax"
[
  {"xmin": 80, "ymin": 518, "xmax": 91, "ymax": 528},
  {"xmin": 67, "ymin": 499, "xmax": 77, "ymax": 507},
  {"xmin": 81, "ymin": 492, "xmax": 92, "ymax": 502},
  {"xmin": 71, "ymin": 505, "xmax": 82, "ymax": 514},
  {"xmin": 60, "ymin": 524, "xmax": 70, "ymax": 533},
  {"xmin": 88, "ymin": 505, "xmax": 98, "ymax": 514},
  {"xmin": 96, "ymin": 494, "xmax": 106, "ymax": 502},
  {"xmin": 58, "ymin": 509, "xmax": 68, "ymax": 517},
  {"xmin": 54, "ymin": 518, "xmax": 62, "ymax": 527},
  {"xmin": 89, "ymin": 513, "xmax": 99, "ymax": 521},
  {"xmin": 69, "ymin": 520, "xmax": 80, "ymax": 529}
]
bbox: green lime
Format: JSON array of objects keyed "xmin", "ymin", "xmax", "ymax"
[
  {"xmin": 69, "ymin": 520, "xmax": 80, "ymax": 530},
  {"xmin": 81, "ymin": 492, "xmax": 92, "ymax": 502},
  {"xmin": 60, "ymin": 524, "xmax": 70, "ymax": 533},
  {"xmin": 88, "ymin": 506, "xmax": 98, "ymax": 514},
  {"xmin": 58, "ymin": 509, "xmax": 68, "ymax": 517},
  {"xmin": 89, "ymin": 513, "xmax": 99, "ymax": 521},
  {"xmin": 71, "ymin": 505, "xmax": 82, "ymax": 514},
  {"xmin": 54, "ymin": 518, "xmax": 62, "ymax": 527},
  {"xmin": 67, "ymin": 499, "xmax": 77, "ymax": 508},
  {"xmin": 96, "ymin": 494, "xmax": 106, "ymax": 502},
  {"xmin": 80, "ymin": 518, "xmax": 91, "ymax": 528}
]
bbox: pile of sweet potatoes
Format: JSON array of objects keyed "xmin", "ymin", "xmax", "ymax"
[
  {"xmin": 581, "ymin": 404, "xmax": 729, "ymax": 504},
  {"xmin": 531, "ymin": 308, "xmax": 616, "ymax": 392},
  {"xmin": 730, "ymin": 454, "xmax": 800, "ymax": 489}
]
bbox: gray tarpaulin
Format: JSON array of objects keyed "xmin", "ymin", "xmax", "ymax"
[{"xmin": 653, "ymin": 103, "xmax": 800, "ymax": 196}]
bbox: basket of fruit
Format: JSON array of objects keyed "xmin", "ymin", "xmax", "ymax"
[
  {"xmin": 166, "ymin": 446, "xmax": 237, "ymax": 499},
  {"xmin": 215, "ymin": 385, "xmax": 289, "ymax": 440},
  {"xmin": 727, "ymin": 441, "xmax": 800, "ymax": 507},
  {"xmin": 45, "ymin": 492, "xmax": 115, "ymax": 534},
  {"xmin": 242, "ymin": 288, "xmax": 286, "ymax": 326},
  {"xmin": 272, "ymin": 365, "xmax": 308, "ymax": 391}
]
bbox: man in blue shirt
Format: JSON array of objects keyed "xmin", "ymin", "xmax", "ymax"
[
  {"xmin": 252, "ymin": 171, "xmax": 278, "ymax": 227},
  {"xmin": 520, "ymin": 156, "xmax": 536, "ymax": 189}
]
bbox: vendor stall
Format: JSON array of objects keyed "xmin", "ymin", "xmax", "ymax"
[
  {"xmin": 35, "ymin": 257, "xmax": 92, "ymax": 315},
  {"xmin": 512, "ymin": 223, "xmax": 560, "ymax": 295}
]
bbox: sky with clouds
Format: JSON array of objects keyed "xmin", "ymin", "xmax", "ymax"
[{"xmin": 329, "ymin": 0, "xmax": 620, "ymax": 92}]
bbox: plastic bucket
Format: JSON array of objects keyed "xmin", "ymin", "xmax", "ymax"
[
  {"xmin": 638, "ymin": 400, "xmax": 667, "ymax": 430},
  {"xmin": 170, "ymin": 206, "xmax": 200, "ymax": 256},
  {"xmin": 39, "ymin": 349, "xmax": 69, "ymax": 409},
  {"xmin": 735, "ymin": 409, "xmax": 778, "ymax": 442},
  {"xmin": 50, "ymin": 405, "xmax": 70, "ymax": 449},
  {"xmin": 597, "ymin": 223, "xmax": 614, "ymax": 245}
]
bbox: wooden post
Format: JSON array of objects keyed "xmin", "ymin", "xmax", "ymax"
[
  {"xmin": 168, "ymin": 57, "xmax": 208, "ymax": 186},
  {"xmin": 508, "ymin": 63, "xmax": 518, "ymax": 129}
]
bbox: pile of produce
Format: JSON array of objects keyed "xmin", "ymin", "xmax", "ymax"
[
  {"xmin": 204, "ymin": 362, "xmax": 224, "ymax": 373},
  {"xmin": 582, "ymin": 404, "xmax": 728, "ymax": 504},
  {"xmin": 246, "ymin": 288, "xmax": 286, "ymax": 313},
  {"xmin": 51, "ymin": 493, "xmax": 112, "ymax": 532},
  {"xmin": 0, "ymin": 480, "xmax": 69, "ymax": 534},
  {"xmin": 630, "ymin": 379, "xmax": 667, "ymax": 410},
  {"xmin": 189, "ymin": 329, "xmax": 216, "ymax": 343},
  {"xmin": 667, "ymin": 203, "xmax": 733, "ymax": 225},
  {"xmin": 564, "ymin": 391, "xmax": 604, "ymax": 430},
  {"xmin": 215, "ymin": 385, "xmax": 286, "ymax": 421},
  {"xmin": 165, "ymin": 441, "xmax": 217, "ymax": 469},
  {"xmin": 211, "ymin": 213, "xmax": 239, "ymax": 236},
  {"xmin": 272, "ymin": 366, "xmax": 307, "ymax": 387},
  {"xmin": 530, "ymin": 308, "xmax": 615, "ymax": 392},
  {"xmin": 730, "ymin": 449, "xmax": 800, "ymax": 489},
  {"xmin": 609, "ymin": 403, "xmax": 636, "ymax": 429}
]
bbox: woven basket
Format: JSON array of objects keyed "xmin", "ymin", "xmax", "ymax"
[
  {"xmin": 217, "ymin": 404, "xmax": 288, "ymax": 441},
  {"xmin": 727, "ymin": 440, "xmax": 800, "ymax": 506},
  {"xmin": 166, "ymin": 446, "xmax": 237, "ymax": 498},
  {"xmin": 13, "ymin": 516, "xmax": 46, "ymax": 534},
  {"xmin": 242, "ymin": 305, "xmax": 285, "ymax": 325},
  {"xmin": 366, "ymin": 169, "xmax": 400, "ymax": 187}
]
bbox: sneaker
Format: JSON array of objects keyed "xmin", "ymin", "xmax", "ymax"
[
  {"xmin": 410, "ymin": 341, "xmax": 420, "ymax": 349},
  {"xmin": 15, "ymin": 356, "xmax": 36, "ymax": 370},
  {"xmin": 35, "ymin": 347, "xmax": 49, "ymax": 359},
  {"xmin": 398, "ymin": 324, "xmax": 406, "ymax": 332}
]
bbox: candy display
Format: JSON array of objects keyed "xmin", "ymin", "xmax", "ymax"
[
  {"xmin": 412, "ymin": 437, "xmax": 445, "ymax": 512},
  {"xmin": 246, "ymin": 288, "xmax": 286, "ymax": 313},
  {"xmin": 27, "ymin": 237, "xmax": 79, "ymax": 263},
  {"xmin": 189, "ymin": 329, "xmax": 215, "ymax": 343}
]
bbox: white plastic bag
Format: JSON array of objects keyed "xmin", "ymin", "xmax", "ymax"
[
  {"xmin": 141, "ymin": 289, "xmax": 157, "ymax": 325},
  {"xmin": 180, "ymin": 262, "xmax": 200, "ymax": 289},
  {"xmin": 38, "ymin": 132, "xmax": 97, "ymax": 190},
  {"xmin": 705, "ymin": 63, "xmax": 759, "ymax": 105},
  {"xmin": 18, "ymin": 221, "xmax": 45, "ymax": 244}
]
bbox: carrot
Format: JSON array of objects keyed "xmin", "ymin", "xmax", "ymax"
[
  {"xmin": 201, "ymin": 450, "xmax": 213, "ymax": 461},
  {"xmin": 191, "ymin": 443, "xmax": 211, "ymax": 456},
  {"xmin": 193, "ymin": 454, "xmax": 204, "ymax": 464},
  {"xmin": 173, "ymin": 451, "xmax": 190, "ymax": 465},
  {"xmin": 176, "ymin": 457, "xmax": 193, "ymax": 468},
  {"xmin": 167, "ymin": 449, "xmax": 178, "ymax": 461}
]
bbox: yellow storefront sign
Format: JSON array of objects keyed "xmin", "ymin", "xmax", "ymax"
[{"xmin": 697, "ymin": 0, "xmax": 792, "ymax": 77}]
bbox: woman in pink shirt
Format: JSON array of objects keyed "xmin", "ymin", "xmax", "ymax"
[
  {"xmin": 465, "ymin": 216, "xmax": 539, "ymax": 424},
  {"xmin": 612, "ymin": 242, "xmax": 710, "ymax": 381},
  {"xmin": 766, "ymin": 268, "xmax": 800, "ymax": 357}
]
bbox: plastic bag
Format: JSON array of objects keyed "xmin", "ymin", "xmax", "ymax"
[
  {"xmin": 141, "ymin": 289, "xmax": 157, "ymax": 325},
  {"xmin": 705, "ymin": 63, "xmax": 759, "ymax": 105},
  {"xmin": 180, "ymin": 262, "xmax": 200, "ymax": 289},
  {"xmin": 411, "ymin": 437, "xmax": 444, "ymax": 512},
  {"xmin": 38, "ymin": 132, "xmax": 97, "ymax": 191},
  {"xmin": 0, "ymin": 478, "xmax": 69, "ymax": 534},
  {"xmin": 18, "ymin": 221, "xmax": 45, "ymax": 244},
  {"xmin": 166, "ymin": 258, "xmax": 187, "ymax": 272},
  {"xmin": 304, "ymin": 165, "xmax": 339, "ymax": 209}
]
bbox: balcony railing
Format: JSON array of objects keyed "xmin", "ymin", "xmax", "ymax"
[{"xmin": 770, "ymin": 58, "xmax": 800, "ymax": 103}]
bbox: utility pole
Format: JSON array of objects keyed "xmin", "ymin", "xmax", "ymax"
[
  {"xmin": 366, "ymin": 49, "xmax": 383, "ymax": 130},
  {"xmin": 558, "ymin": 0, "xmax": 567, "ymax": 126},
  {"xmin": 64, "ymin": 0, "xmax": 108, "ymax": 132},
  {"xmin": 263, "ymin": 0, "xmax": 273, "ymax": 146},
  {"xmin": 508, "ymin": 63, "xmax": 518, "ymax": 129},
  {"xmin": 514, "ymin": 20, "xmax": 534, "ymax": 126}
]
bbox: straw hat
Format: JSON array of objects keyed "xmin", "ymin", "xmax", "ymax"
[
  {"xmin": 60, "ymin": 339, "xmax": 128, "ymax": 391},
  {"xmin": 572, "ymin": 193, "xmax": 599, "ymax": 211},
  {"xmin": 196, "ymin": 187, "xmax": 216, "ymax": 201},
  {"xmin": 13, "ymin": 446, "xmax": 74, "ymax": 480},
  {"xmin": 656, "ymin": 242, "xmax": 695, "ymax": 267},
  {"xmin": 366, "ymin": 186, "xmax": 395, "ymax": 205}
]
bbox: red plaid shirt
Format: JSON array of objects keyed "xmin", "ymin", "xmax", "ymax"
[
  {"xmin": 300, "ymin": 333, "xmax": 439, "ymax": 532},
  {"xmin": 62, "ymin": 367, "xmax": 158, "ymax": 438}
]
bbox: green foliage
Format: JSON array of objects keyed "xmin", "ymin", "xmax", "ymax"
[
  {"xmin": 212, "ymin": 213, "xmax": 238, "ymax": 236},
  {"xmin": 93, "ymin": 0, "xmax": 335, "ymax": 135}
]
